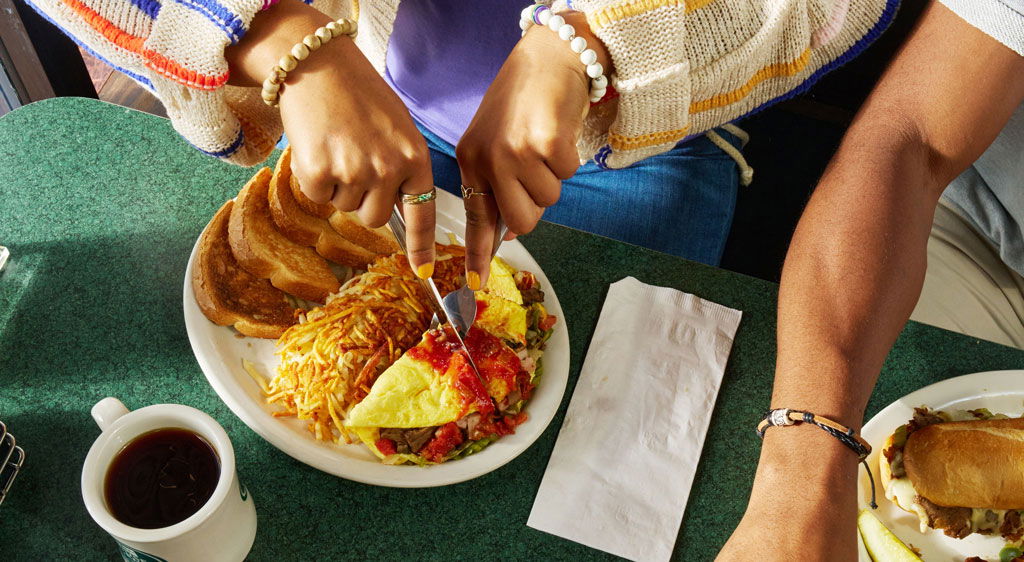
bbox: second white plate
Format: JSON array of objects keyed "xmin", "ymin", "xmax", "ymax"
[{"xmin": 858, "ymin": 370, "xmax": 1024, "ymax": 560}]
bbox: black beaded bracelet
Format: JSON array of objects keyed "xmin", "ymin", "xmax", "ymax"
[{"xmin": 756, "ymin": 408, "xmax": 877, "ymax": 508}]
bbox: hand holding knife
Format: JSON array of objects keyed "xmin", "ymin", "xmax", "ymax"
[{"xmin": 387, "ymin": 205, "xmax": 490, "ymax": 390}]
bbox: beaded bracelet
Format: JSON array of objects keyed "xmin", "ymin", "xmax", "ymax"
[
  {"xmin": 260, "ymin": 18, "xmax": 358, "ymax": 107},
  {"xmin": 757, "ymin": 408, "xmax": 878, "ymax": 508},
  {"xmin": 519, "ymin": 4, "xmax": 609, "ymax": 103}
]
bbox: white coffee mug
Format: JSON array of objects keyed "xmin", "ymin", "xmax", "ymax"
[{"xmin": 81, "ymin": 397, "xmax": 257, "ymax": 562}]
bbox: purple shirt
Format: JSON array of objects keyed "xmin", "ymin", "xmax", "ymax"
[{"xmin": 384, "ymin": 1, "xmax": 523, "ymax": 146}]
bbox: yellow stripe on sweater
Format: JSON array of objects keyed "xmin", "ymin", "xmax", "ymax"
[
  {"xmin": 609, "ymin": 126, "xmax": 690, "ymax": 151},
  {"xmin": 587, "ymin": 0, "xmax": 716, "ymax": 30},
  {"xmin": 606, "ymin": 48, "xmax": 812, "ymax": 152},
  {"xmin": 690, "ymin": 48, "xmax": 812, "ymax": 113}
]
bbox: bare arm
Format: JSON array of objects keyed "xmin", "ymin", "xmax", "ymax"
[
  {"xmin": 721, "ymin": 3, "xmax": 1024, "ymax": 559},
  {"xmin": 773, "ymin": 2, "xmax": 1024, "ymax": 435}
]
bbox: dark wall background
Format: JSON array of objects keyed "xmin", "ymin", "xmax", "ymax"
[{"xmin": 720, "ymin": 0, "xmax": 928, "ymax": 281}]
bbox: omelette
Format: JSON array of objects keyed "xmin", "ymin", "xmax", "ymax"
[{"xmin": 346, "ymin": 257, "xmax": 556, "ymax": 465}]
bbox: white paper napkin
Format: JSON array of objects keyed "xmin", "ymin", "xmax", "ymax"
[{"xmin": 527, "ymin": 276, "xmax": 742, "ymax": 562}]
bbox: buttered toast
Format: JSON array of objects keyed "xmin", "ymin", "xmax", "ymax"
[
  {"xmin": 268, "ymin": 148, "xmax": 377, "ymax": 267},
  {"xmin": 228, "ymin": 167, "xmax": 340, "ymax": 303},
  {"xmin": 192, "ymin": 200, "xmax": 296, "ymax": 339}
]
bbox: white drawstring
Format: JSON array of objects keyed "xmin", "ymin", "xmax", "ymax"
[
  {"xmin": 706, "ymin": 123, "xmax": 754, "ymax": 186},
  {"xmin": 721, "ymin": 123, "xmax": 750, "ymax": 146}
]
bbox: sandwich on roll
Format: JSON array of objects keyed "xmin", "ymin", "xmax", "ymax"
[{"xmin": 880, "ymin": 407, "xmax": 1024, "ymax": 540}]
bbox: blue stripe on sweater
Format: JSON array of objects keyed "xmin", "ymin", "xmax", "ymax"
[
  {"xmin": 594, "ymin": 145, "xmax": 612, "ymax": 170},
  {"xmin": 20, "ymin": 0, "xmax": 155, "ymax": 90},
  {"xmin": 171, "ymin": 0, "xmax": 247, "ymax": 44},
  {"xmin": 128, "ymin": 0, "xmax": 161, "ymax": 20},
  {"xmin": 735, "ymin": 0, "xmax": 901, "ymax": 123},
  {"xmin": 192, "ymin": 127, "xmax": 245, "ymax": 159}
]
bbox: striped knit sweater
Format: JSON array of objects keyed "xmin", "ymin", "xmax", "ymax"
[{"xmin": 27, "ymin": 0, "xmax": 899, "ymax": 168}]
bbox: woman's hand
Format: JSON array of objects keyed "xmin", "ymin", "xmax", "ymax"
[
  {"xmin": 455, "ymin": 12, "xmax": 609, "ymax": 289},
  {"xmin": 718, "ymin": 426, "xmax": 861, "ymax": 561},
  {"xmin": 227, "ymin": 0, "xmax": 435, "ymax": 278}
]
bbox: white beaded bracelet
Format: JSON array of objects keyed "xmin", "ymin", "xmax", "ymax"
[
  {"xmin": 519, "ymin": 4, "xmax": 608, "ymax": 103},
  {"xmin": 260, "ymin": 17, "xmax": 357, "ymax": 107}
]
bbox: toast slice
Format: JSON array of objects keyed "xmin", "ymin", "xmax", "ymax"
[
  {"xmin": 288, "ymin": 168, "xmax": 334, "ymax": 219},
  {"xmin": 192, "ymin": 200, "xmax": 296, "ymax": 339},
  {"xmin": 282, "ymin": 147, "xmax": 397, "ymax": 255},
  {"xmin": 268, "ymin": 148, "xmax": 377, "ymax": 267},
  {"xmin": 228, "ymin": 167, "xmax": 340, "ymax": 303},
  {"xmin": 327, "ymin": 211, "xmax": 399, "ymax": 255}
]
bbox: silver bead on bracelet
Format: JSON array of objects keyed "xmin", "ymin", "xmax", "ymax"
[{"xmin": 519, "ymin": 4, "xmax": 609, "ymax": 103}]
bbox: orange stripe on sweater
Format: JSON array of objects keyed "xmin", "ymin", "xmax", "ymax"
[
  {"xmin": 608, "ymin": 125, "xmax": 690, "ymax": 151},
  {"xmin": 60, "ymin": 0, "xmax": 228, "ymax": 90},
  {"xmin": 143, "ymin": 49, "xmax": 228, "ymax": 90},
  {"xmin": 61, "ymin": 0, "xmax": 145, "ymax": 51}
]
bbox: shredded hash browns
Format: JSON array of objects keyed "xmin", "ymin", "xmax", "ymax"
[{"xmin": 264, "ymin": 244, "xmax": 466, "ymax": 442}]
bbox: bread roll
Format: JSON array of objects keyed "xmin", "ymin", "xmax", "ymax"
[
  {"xmin": 904, "ymin": 417, "xmax": 1024, "ymax": 509},
  {"xmin": 878, "ymin": 432, "xmax": 898, "ymax": 495}
]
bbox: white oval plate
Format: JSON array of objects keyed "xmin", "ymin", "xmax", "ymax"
[
  {"xmin": 857, "ymin": 370, "xmax": 1024, "ymax": 560},
  {"xmin": 182, "ymin": 189, "xmax": 570, "ymax": 487}
]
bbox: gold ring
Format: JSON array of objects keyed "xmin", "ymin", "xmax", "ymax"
[
  {"xmin": 400, "ymin": 187, "xmax": 437, "ymax": 205},
  {"xmin": 461, "ymin": 185, "xmax": 491, "ymax": 199}
]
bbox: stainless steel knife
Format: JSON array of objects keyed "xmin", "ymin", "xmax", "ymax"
[{"xmin": 386, "ymin": 206, "xmax": 489, "ymax": 389}]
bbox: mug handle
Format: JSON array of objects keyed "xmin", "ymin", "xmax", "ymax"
[{"xmin": 92, "ymin": 397, "xmax": 129, "ymax": 431}]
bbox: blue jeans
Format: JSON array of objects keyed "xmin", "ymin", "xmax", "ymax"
[{"xmin": 419, "ymin": 124, "xmax": 741, "ymax": 265}]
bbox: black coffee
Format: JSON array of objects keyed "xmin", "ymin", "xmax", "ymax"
[{"xmin": 104, "ymin": 428, "xmax": 220, "ymax": 529}]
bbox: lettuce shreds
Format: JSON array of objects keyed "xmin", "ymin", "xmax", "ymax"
[
  {"xmin": 531, "ymin": 361, "xmax": 543, "ymax": 385},
  {"xmin": 446, "ymin": 435, "xmax": 499, "ymax": 461},
  {"xmin": 527, "ymin": 304, "xmax": 544, "ymax": 329},
  {"xmin": 504, "ymin": 399, "xmax": 526, "ymax": 416},
  {"xmin": 525, "ymin": 329, "xmax": 551, "ymax": 350},
  {"xmin": 384, "ymin": 453, "xmax": 434, "ymax": 466}
]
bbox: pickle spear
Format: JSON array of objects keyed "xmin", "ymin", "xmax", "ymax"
[{"xmin": 858, "ymin": 509, "xmax": 923, "ymax": 562}]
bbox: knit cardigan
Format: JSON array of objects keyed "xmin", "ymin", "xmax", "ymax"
[{"xmin": 27, "ymin": 0, "xmax": 899, "ymax": 168}]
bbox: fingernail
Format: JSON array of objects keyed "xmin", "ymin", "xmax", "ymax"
[
  {"xmin": 467, "ymin": 271, "xmax": 481, "ymax": 291},
  {"xmin": 416, "ymin": 262, "xmax": 434, "ymax": 280}
]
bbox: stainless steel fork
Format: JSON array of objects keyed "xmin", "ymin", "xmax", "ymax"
[{"xmin": 441, "ymin": 217, "xmax": 508, "ymax": 338}]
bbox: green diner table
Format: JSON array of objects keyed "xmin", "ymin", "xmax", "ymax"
[{"xmin": 2, "ymin": 98, "xmax": 1022, "ymax": 561}]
